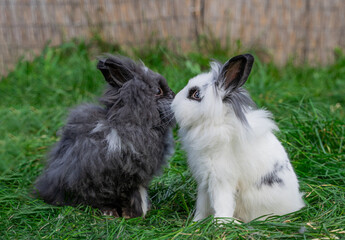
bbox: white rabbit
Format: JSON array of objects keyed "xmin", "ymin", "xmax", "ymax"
[{"xmin": 172, "ymin": 54, "xmax": 304, "ymax": 223}]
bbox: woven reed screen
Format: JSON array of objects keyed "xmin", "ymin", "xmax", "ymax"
[{"xmin": 0, "ymin": 0, "xmax": 344, "ymax": 75}]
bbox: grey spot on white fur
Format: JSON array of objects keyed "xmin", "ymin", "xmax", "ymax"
[
  {"xmin": 223, "ymin": 88, "xmax": 256, "ymax": 125},
  {"xmin": 211, "ymin": 61, "xmax": 256, "ymax": 125},
  {"xmin": 258, "ymin": 162, "xmax": 287, "ymax": 188}
]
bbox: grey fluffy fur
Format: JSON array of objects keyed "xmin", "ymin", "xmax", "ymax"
[{"xmin": 34, "ymin": 55, "xmax": 175, "ymax": 218}]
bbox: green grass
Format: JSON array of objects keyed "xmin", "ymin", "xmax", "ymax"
[{"xmin": 0, "ymin": 39, "xmax": 344, "ymax": 239}]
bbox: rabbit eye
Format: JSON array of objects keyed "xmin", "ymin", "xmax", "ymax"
[
  {"xmin": 188, "ymin": 87, "xmax": 202, "ymax": 102},
  {"xmin": 155, "ymin": 87, "xmax": 164, "ymax": 97},
  {"xmin": 192, "ymin": 90, "xmax": 200, "ymax": 99}
]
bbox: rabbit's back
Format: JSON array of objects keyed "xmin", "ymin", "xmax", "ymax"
[{"xmin": 35, "ymin": 104, "xmax": 112, "ymax": 205}]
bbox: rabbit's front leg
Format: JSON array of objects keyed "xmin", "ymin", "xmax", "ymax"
[
  {"xmin": 209, "ymin": 180, "xmax": 237, "ymax": 223},
  {"xmin": 122, "ymin": 186, "xmax": 149, "ymax": 218},
  {"xmin": 193, "ymin": 183, "xmax": 211, "ymax": 221}
]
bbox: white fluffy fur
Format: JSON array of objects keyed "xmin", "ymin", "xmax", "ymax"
[
  {"xmin": 106, "ymin": 128, "xmax": 122, "ymax": 153},
  {"xmin": 139, "ymin": 185, "xmax": 148, "ymax": 216},
  {"xmin": 172, "ymin": 71, "xmax": 305, "ymax": 223}
]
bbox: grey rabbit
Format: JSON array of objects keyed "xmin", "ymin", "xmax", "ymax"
[{"xmin": 34, "ymin": 55, "xmax": 175, "ymax": 218}]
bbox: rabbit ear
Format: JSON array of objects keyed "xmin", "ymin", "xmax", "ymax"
[
  {"xmin": 219, "ymin": 54, "xmax": 254, "ymax": 91},
  {"xmin": 97, "ymin": 56, "xmax": 134, "ymax": 88}
]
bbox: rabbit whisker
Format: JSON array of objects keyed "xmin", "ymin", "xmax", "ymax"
[{"xmin": 154, "ymin": 115, "xmax": 175, "ymax": 129}]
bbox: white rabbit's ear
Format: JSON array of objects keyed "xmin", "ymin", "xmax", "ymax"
[
  {"xmin": 97, "ymin": 56, "xmax": 134, "ymax": 88},
  {"xmin": 218, "ymin": 54, "xmax": 254, "ymax": 91}
]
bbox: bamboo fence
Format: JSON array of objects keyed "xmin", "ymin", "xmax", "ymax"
[{"xmin": 0, "ymin": 0, "xmax": 344, "ymax": 75}]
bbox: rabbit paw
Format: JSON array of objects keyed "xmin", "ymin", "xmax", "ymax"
[
  {"xmin": 102, "ymin": 209, "xmax": 120, "ymax": 218},
  {"xmin": 214, "ymin": 217, "xmax": 242, "ymax": 225},
  {"xmin": 122, "ymin": 207, "xmax": 142, "ymax": 219}
]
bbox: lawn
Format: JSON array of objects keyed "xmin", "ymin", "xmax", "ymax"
[{"xmin": 0, "ymin": 40, "xmax": 344, "ymax": 239}]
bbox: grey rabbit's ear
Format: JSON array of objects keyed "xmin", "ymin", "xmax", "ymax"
[
  {"xmin": 218, "ymin": 54, "xmax": 254, "ymax": 91},
  {"xmin": 97, "ymin": 56, "xmax": 134, "ymax": 88}
]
